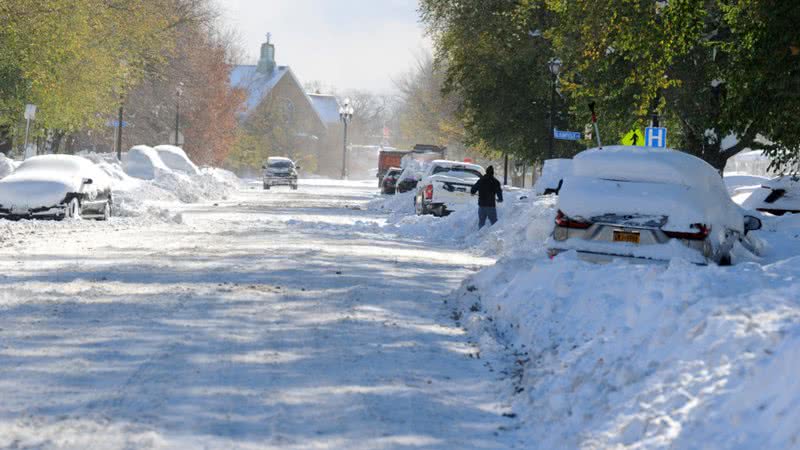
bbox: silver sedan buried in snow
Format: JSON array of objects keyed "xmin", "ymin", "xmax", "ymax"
[
  {"xmin": 548, "ymin": 146, "xmax": 763, "ymax": 265},
  {"xmin": 0, "ymin": 155, "xmax": 113, "ymax": 221}
]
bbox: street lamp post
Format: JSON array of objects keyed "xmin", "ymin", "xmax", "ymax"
[
  {"xmin": 547, "ymin": 58, "xmax": 562, "ymax": 161},
  {"xmin": 339, "ymin": 98, "xmax": 354, "ymax": 179},
  {"xmin": 175, "ymin": 82, "xmax": 184, "ymax": 146}
]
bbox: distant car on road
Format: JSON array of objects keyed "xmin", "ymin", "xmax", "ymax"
[
  {"xmin": 0, "ymin": 155, "xmax": 112, "ymax": 220},
  {"xmin": 381, "ymin": 167, "xmax": 402, "ymax": 194},
  {"xmin": 414, "ymin": 160, "xmax": 484, "ymax": 217},
  {"xmin": 742, "ymin": 176, "xmax": 800, "ymax": 216},
  {"xmin": 548, "ymin": 146, "xmax": 762, "ymax": 265},
  {"xmin": 263, "ymin": 157, "xmax": 299, "ymax": 190}
]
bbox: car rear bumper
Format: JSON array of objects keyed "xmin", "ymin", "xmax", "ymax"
[
  {"xmin": 0, "ymin": 205, "xmax": 67, "ymax": 220},
  {"xmin": 547, "ymin": 248, "xmax": 704, "ymax": 265},
  {"xmin": 264, "ymin": 177, "xmax": 297, "ymax": 186},
  {"xmin": 549, "ymin": 224, "xmax": 712, "ymax": 264}
]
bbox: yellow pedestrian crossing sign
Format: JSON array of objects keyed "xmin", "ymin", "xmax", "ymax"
[{"xmin": 621, "ymin": 129, "xmax": 645, "ymax": 146}]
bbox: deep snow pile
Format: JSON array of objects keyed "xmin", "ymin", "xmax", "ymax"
[
  {"xmin": 453, "ymin": 252, "xmax": 800, "ymax": 449},
  {"xmin": 81, "ymin": 151, "xmax": 241, "ymax": 219},
  {"xmin": 367, "ymin": 188, "xmax": 555, "ymax": 256},
  {"xmin": 367, "ymin": 168, "xmax": 800, "ymax": 448}
]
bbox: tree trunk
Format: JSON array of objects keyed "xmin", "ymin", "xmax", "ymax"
[{"xmin": 51, "ymin": 131, "xmax": 65, "ymax": 154}]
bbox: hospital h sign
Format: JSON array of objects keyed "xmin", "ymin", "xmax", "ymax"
[{"xmin": 645, "ymin": 127, "xmax": 667, "ymax": 148}]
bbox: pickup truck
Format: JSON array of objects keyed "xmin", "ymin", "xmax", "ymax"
[{"xmin": 414, "ymin": 160, "xmax": 484, "ymax": 217}]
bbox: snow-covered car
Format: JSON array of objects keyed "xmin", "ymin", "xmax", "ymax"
[
  {"xmin": 262, "ymin": 157, "xmax": 298, "ymax": 190},
  {"xmin": 414, "ymin": 160, "xmax": 484, "ymax": 217},
  {"xmin": 533, "ymin": 158, "xmax": 573, "ymax": 195},
  {"xmin": 548, "ymin": 146, "xmax": 762, "ymax": 265},
  {"xmin": 153, "ymin": 145, "xmax": 200, "ymax": 175},
  {"xmin": 742, "ymin": 176, "xmax": 800, "ymax": 216},
  {"xmin": 396, "ymin": 166, "xmax": 421, "ymax": 194},
  {"xmin": 123, "ymin": 145, "xmax": 170, "ymax": 180},
  {"xmin": 0, "ymin": 155, "xmax": 112, "ymax": 220},
  {"xmin": 381, "ymin": 167, "xmax": 402, "ymax": 194}
]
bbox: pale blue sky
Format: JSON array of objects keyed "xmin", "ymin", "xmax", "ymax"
[{"xmin": 221, "ymin": 0, "xmax": 432, "ymax": 94}]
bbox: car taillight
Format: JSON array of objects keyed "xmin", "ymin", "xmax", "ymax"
[
  {"xmin": 424, "ymin": 184, "xmax": 433, "ymax": 200},
  {"xmin": 555, "ymin": 210, "xmax": 592, "ymax": 229},
  {"xmin": 664, "ymin": 224, "xmax": 711, "ymax": 240}
]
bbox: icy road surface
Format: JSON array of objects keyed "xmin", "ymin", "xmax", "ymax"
[{"xmin": 0, "ymin": 179, "xmax": 516, "ymax": 449}]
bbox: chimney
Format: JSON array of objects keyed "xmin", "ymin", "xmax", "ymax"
[{"xmin": 257, "ymin": 33, "xmax": 276, "ymax": 75}]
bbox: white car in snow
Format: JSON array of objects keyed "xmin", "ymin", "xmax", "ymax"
[
  {"xmin": 414, "ymin": 160, "xmax": 484, "ymax": 217},
  {"xmin": 0, "ymin": 155, "xmax": 112, "ymax": 220},
  {"xmin": 742, "ymin": 176, "xmax": 800, "ymax": 216},
  {"xmin": 123, "ymin": 145, "xmax": 170, "ymax": 180},
  {"xmin": 153, "ymin": 145, "xmax": 200, "ymax": 175},
  {"xmin": 548, "ymin": 146, "xmax": 762, "ymax": 265}
]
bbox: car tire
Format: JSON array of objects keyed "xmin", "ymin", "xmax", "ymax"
[
  {"xmin": 97, "ymin": 200, "xmax": 111, "ymax": 221},
  {"xmin": 64, "ymin": 198, "xmax": 81, "ymax": 220},
  {"xmin": 415, "ymin": 197, "xmax": 427, "ymax": 215},
  {"xmin": 718, "ymin": 254, "xmax": 732, "ymax": 266}
]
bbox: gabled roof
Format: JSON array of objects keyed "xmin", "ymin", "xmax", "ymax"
[
  {"xmin": 231, "ymin": 65, "xmax": 290, "ymax": 113},
  {"xmin": 230, "ymin": 65, "xmax": 329, "ymax": 127},
  {"xmin": 307, "ymin": 94, "xmax": 341, "ymax": 126}
]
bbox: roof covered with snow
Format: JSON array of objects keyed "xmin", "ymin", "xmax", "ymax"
[
  {"xmin": 308, "ymin": 94, "xmax": 341, "ymax": 125},
  {"xmin": 230, "ymin": 65, "xmax": 291, "ymax": 115},
  {"xmin": 230, "ymin": 65, "xmax": 329, "ymax": 128}
]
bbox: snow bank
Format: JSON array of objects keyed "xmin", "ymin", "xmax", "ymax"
[
  {"xmin": 79, "ymin": 152, "xmax": 241, "ymax": 221},
  {"xmin": 453, "ymin": 254, "xmax": 800, "ymax": 449},
  {"xmin": 368, "ymin": 187, "xmax": 554, "ymax": 257}
]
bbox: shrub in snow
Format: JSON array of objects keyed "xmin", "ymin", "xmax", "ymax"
[
  {"xmin": 154, "ymin": 145, "xmax": 200, "ymax": 176},
  {"xmin": 123, "ymin": 145, "xmax": 171, "ymax": 180}
]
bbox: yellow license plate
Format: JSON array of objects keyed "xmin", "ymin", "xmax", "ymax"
[{"xmin": 613, "ymin": 230, "xmax": 641, "ymax": 244}]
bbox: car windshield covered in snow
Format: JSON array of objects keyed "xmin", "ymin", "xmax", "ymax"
[{"xmin": 431, "ymin": 165, "xmax": 482, "ymax": 178}]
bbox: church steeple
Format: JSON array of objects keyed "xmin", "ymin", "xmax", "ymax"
[{"xmin": 257, "ymin": 33, "xmax": 276, "ymax": 75}]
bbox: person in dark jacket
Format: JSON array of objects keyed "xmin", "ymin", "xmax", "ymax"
[{"xmin": 471, "ymin": 165, "xmax": 503, "ymax": 228}]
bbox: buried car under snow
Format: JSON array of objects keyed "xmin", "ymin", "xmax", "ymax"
[
  {"xmin": 0, "ymin": 155, "xmax": 112, "ymax": 220},
  {"xmin": 548, "ymin": 146, "xmax": 762, "ymax": 265},
  {"xmin": 742, "ymin": 176, "xmax": 800, "ymax": 216}
]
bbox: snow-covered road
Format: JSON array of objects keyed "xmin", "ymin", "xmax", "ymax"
[{"xmin": 0, "ymin": 180, "xmax": 516, "ymax": 449}]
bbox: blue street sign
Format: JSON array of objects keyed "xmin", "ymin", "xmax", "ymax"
[
  {"xmin": 107, "ymin": 120, "xmax": 128, "ymax": 128},
  {"xmin": 554, "ymin": 129, "xmax": 582, "ymax": 141},
  {"xmin": 645, "ymin": 127, "xmax": 667, "ymax": 148}
]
